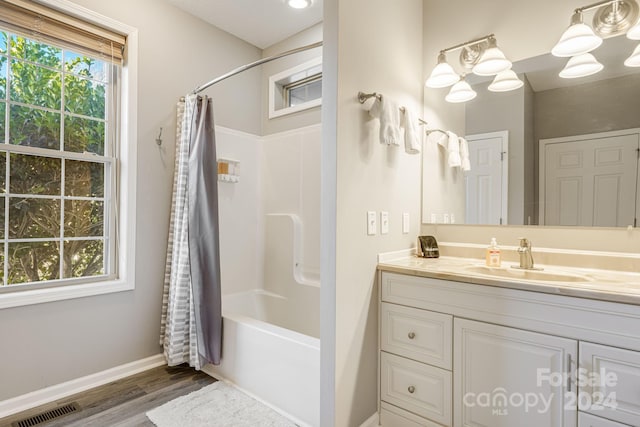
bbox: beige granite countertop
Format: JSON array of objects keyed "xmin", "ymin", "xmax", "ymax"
[{"xmin": 378, "ymin": 256, "xmax": 640, "ymax": 306}]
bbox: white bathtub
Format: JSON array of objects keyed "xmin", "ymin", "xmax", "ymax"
[{"xmin": 204, "ymin": 289, "xmax": 320, "ymax": 427}]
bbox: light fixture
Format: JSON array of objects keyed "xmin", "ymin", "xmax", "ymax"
[
  {"xmin": 624, "ymin": 43, "xmax": 640, "ymax": 66},
  {"xmin": 472, "ymin": 37, "xmax": 512, "ymax": 76},
  {"xmin": 488, "ymin": 69, "xmax": 524, "ymax": 92},
  {"xmin": 425, "ymin": 52, "xmax": 460, "ymax": 88},
  {"xmin": 559, "ymin": 53, "xmax": 604, "ymax": 78},
  {"xmin": 628, "ymin": 22, "xmax": 640, "ymax": 39},
  {"xmin": 426, "ymin": 34, "xmax": 514, "ymax": 103},
  {"xmin": 552, "ymin": 11, "xmax": 603, "ymax": 57},
  {"xmin": 445, "ymin": 77, "xmax": 477, "ymax": 103},
  {"xmin": 286, "ymin": 0, "xmax": 312, "ymax": 9}
]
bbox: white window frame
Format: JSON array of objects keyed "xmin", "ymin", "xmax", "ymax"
[
  {"xmin": 268, "ymin": 56, "xmax": 322, "ymax": 119},
  {"xmin": 0, "ymin": 0, "xmax": 138, "ymax": 309}
]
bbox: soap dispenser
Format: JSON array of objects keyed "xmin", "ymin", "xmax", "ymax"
[{"xmin": 485, "ymin": 237, "xmax": 501, "ymax": 267}]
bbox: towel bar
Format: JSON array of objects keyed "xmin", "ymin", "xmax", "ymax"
[{"xmin": 357, "ymin": 91, "xmax": 428, "ymax": 126}]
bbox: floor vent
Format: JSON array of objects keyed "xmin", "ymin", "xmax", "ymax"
[{"xmin": 12, "ymin": 402, "xmax": 80, "ymax": 427}]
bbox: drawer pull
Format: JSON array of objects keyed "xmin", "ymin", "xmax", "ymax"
[
  {"xmin": 408, "ymin": 385, "xmax": 415, "ymax": 394},
  {"xmin": 408, "ymin": 332, "xmax": 416, "ymax": 339}
]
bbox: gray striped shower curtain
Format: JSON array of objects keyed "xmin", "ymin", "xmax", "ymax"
[{"xmin": 160, "ymin": 94, "xmax": 222, "ymax": 369}]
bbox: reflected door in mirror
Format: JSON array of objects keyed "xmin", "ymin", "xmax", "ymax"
[{"xmin": 541, "ymin": 129, "xmax": 640, "ymax": 227}]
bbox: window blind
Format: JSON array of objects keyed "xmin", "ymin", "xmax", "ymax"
[{"xmin": 0, "ymin": 0, "xmax": 126, "ymax": 62}]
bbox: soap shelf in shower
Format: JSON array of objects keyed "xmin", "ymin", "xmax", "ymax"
[{"xmin": 217, "ymin": 158, "xmax": 240, "ymax": 183}]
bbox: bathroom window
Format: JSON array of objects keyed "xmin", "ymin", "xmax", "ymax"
[
  {"xmin": 0, "ymin": 0, "xmax": 137, "ymax": 307},
  {"xmin": 269, "ymin": 57, "xmax": 322, "ymax": 118}
]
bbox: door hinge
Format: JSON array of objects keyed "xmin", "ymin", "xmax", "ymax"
[
  {"xmin": 500, "ymin": 151, "xmax": 506, "ymax": 161},
  {"xmin": 499, "ymin": 217, "xmax": 503, "ymax": 225},
  {"xmin": 636, "ymin": 147, "xmax": 640, "ymax": 159},
  {"xmin": 635, "ymin": 218, "xmax": 638, "ymax": 227}
]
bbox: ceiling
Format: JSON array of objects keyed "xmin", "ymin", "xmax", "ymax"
[{"xmin": 167, "ymin": 0, "xmax": 323, "ymax": 49}]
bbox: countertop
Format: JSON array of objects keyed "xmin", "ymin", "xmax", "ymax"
[{"xmin": 378, "ymin": 256, "xmax": 640, "ymax": 306}]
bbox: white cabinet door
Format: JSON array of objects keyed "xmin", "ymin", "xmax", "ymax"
[
  {"xmin": 454, "ymin": 318, "xmax": 577, "ymax": 427},
  {"xmin": 580, "ymin": 342, "xmax": 640, "ymax": 426}
]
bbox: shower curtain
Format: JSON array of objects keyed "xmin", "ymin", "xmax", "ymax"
[{"xmin": 160, "ymin": 94, "xmax": 222, "ymax": 369}]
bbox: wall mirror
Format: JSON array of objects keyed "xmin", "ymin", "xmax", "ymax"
[{"xmin": 422, "ymin": 34, "xmax": 640, "ymax": 228}]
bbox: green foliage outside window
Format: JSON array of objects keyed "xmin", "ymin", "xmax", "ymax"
[{"xmin": 0, "ymin": 32, "xmax": 111, "ymax": 286}]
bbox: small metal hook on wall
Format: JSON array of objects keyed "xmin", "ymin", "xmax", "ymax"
[{"xmin": 156, "ymin": 127, "xmax": 163, "ymax": 146}]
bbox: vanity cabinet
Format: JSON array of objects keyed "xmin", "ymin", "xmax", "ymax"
[
  {"xmin": 454, "ymin": 318, "xmax": 576, "ymax": 427},
  {"xmin": 378, "ymin": 271, "xmax": 640, "ymax": 427}
]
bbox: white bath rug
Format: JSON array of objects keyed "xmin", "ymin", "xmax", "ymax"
[{"xmin": 146, "ymin": 381, "xmax": 299, "ymax": 427}]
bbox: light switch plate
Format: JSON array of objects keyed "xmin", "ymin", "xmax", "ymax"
[
  {"xmin": 380, "ymin": 211, "xmax": 389, "ymax": 234},
  {"xmin": 450, "ymin": 213, "xmax": 456, "ymax": 224},
  {"xmin": 367, "ymin": 211, "xmax": 377, "ymax": 235},
  {"xmin": 443, "ymin": 213, "xmax": 450, "ymax": 224},
  {"xmin": 430, "ymin": 213, "xmax": 437, "ymax": 224},
  {"xmin": 402, "ymin": 213, "xmax": 410, "ymax": 234}
]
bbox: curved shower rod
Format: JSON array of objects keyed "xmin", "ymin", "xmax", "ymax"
[{"xmin": 191, "ymin": 41, "xmax": 323, "ymax": 95}]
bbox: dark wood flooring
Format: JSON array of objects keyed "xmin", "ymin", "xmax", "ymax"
[{"xmin": 0, "ymin": 364, "xmax": 216, "ymax": 427}]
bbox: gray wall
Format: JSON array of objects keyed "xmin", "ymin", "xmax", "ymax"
[
  {"xmin": 534, "ymin": 73, "xmax": 640, "ymax": 141},
  {"xmin": 0, "ymin": 0, "xmax": 262, "ymax": 401}
]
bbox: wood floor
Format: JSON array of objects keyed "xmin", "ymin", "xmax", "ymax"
[{"xmin": 0, "ymin": 364, "xmax": 216, "ymax": 427}]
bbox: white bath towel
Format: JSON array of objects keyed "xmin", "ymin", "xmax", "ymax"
[
  {"xmin": 368, "ymin": 97, "xmax": 401, "ymax": 146},
  {"xmin": 447, "ymin": 131, "xmax": 462, "ymax": 168},
  {"xmin": 427, "ymin": 130, "xmax": 448, "ymax": 147},
  {"xmin": 459, "ymin": 137, "xmax": 471, "ymax": 171},
  {"xmin": 402, "ymin": 108, "xmax": 421, "ymax": 154}
]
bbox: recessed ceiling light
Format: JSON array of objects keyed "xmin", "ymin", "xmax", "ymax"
[{"xmin": 286, "ymin": 0, "xmax": 312, "ymax": 9}]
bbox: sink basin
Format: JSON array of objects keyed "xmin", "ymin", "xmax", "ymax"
[{"xmin": 464, "ymin": 265, "xmax": 592, "ymax": 283}]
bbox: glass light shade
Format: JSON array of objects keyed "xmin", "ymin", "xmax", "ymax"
[
  {"xmin": 445, "ymin": 79, "xmax": 477, "ymax": 103},
  {"xmin": 624, "ymin": 44, "xmax": 640, "ymax": 67},
  {"xmin": 628, "ymin": 23, "xmax": 640, "ymax": 40},
  {"xmin": 426, "ymin": 54, "xmax": 459, "ymax": 88},
  {"xmin": 472, "ymin": 41, "xmax": 512, "ymax": 76},
  {"xmin": 559, "ymin": 53, "xmax": 604, "ymax": 78},
  {"xmin": 286, "ymin": 0, "xmax": 312, "ymax": 9},
  {"xmin": 488, "ymin": 69, "xmax": 524, "ymax": 92},
  {"xmin": 552, "ymin": 23, "xmax": 603, "ymax": 57}
]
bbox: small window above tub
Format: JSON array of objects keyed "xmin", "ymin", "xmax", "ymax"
[{"xmin": 269, "ymin": 57, "xmax": 322, "ymax": 119}]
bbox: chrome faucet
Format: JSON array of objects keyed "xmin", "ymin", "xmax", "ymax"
[{"xmin": 515, "ymin": 238, "xmax": 535, "ymax": 270}]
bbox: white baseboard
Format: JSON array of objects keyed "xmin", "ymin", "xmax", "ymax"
[
  {"xmin": 0, "ymin": 354, "xmax": 166, "ymax": 419},
  {"xmin": 360, "ymin": 412, "xmax": 380, "ymax": 427}
]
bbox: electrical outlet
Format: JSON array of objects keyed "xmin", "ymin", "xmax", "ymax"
[
  {"xmin": 402, "ymin": 213, "xmax": 410, "ymax": 234},
  {"xmin": 367, "ymin": 211, "xmax": 377, "ymax": 235},
  {"xmin": 380, "ymin": 211, "xmax": 389, "ymax": 234}
]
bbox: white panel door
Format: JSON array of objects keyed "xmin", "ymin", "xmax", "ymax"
[
  {"xmin": 465, "ymin": 132, "xmax": 508, "ymax": 225},
  {"xmin": 542, "ymin": 132, "xmax": 639, "ymax": 227},
  {"xmin": 454, "ymin": 318, "xmax": 577, "ymax": 427}
]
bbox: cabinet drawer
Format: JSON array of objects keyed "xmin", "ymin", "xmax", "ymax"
[
  {"xmin": 580, "ymin": 342, "xmax": 640, "ymax": 426},
  {"xmin": 381, "ymin": 302, "xmax": 452, "ymax": 370},
  {"xmin": 380, "ymin": 402, "xmax": 445, "ymax": 427},
  {"xmin": 578, "ymin": 411, "xmax": 630, "ymax": 427},
  {"xmin": 381, "ymin": 352, "xmax": 452, "ymax": 426}
]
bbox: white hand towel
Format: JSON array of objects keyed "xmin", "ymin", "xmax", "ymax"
[
  {"xmin": 427, "ymin": 130, "xmax": 447, "ymax": 147},
  {"xmin": 459, "ymin": 137, "xmax": 471, "ymax": 171},
  {"xmin": 368, "ymin": 97, "xmax": 401, "ymax": 146},
  {"xmin": 447, "ymin": 131, "xmax": 461, "ymax": 168},
  {"xmin": 402, "ymin": 108, "xmax": 421, "ymax": 154}
]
